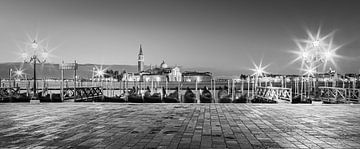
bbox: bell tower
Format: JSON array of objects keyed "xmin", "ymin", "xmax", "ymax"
[{"xmin": 138, "ymin": 44, "xmax": 144, "ymax": 72}]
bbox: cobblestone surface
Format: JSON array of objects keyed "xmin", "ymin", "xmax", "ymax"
[{"xmin": 0, "ymin": 103, "xmax": 359, "ymax": 149}]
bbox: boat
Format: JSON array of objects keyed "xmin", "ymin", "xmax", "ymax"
[
  {"xmin": 232, "ymin": 89, "xmax": 247, "ymax": 103},
  {"xmin": 127, "ymin": 87, "xmax": 143, "ymax": 103},
  {"xmin": 144, "ymin": 87, "xmax": 162, "ymax": 103},
  {"xmin": 184, "ymin": 87, "xmax": 196, "ymax": 103},
  {"xmin": 200, "ymin": 86, "xmax": 212, "ymax": 103},
  {"xmin": 39, "ymin": 93, "xmax": 62, "ymax": 102},
  {"xmin": 163, "ymin": 87, "xmax": 180, "ymax": 103},
  {"xmin": 102, "ymin": 95, "xmax": 126, "ymax": 102},
  {"xmin": 218, "ymin": 86, "xmax": 232, "ymax": 103}
]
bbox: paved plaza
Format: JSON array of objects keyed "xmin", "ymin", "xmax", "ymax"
[{"xmin": 0, "ymin": 103, "xmax": 359, "ymax": 149}]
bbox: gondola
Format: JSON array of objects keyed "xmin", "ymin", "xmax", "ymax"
[
  {"xmin": 200, "ymin": 86, "xmax": 212, "ymax": 103},
  {"xmin": 144, "ymin": 87, "xmax": 162, "ymax": 103},
  {"xmin": 232, "ymin": 89, "xmax": 247, "ymax": 103},
  {"xmin": 184, "ymin": 87, "xmax": 196, "ymax": 103},
  {"xmin": 102, "ymin": 95, "xmax": 126, "ymax": 102},
  {"xmin": 218, "ymin": 86, "xmax": 232, "ymax": 103},
  {"xmin": 127, "ymin": 87, "xmax": 143, "ymax": 103},
  {"xmin": 39, "ymin": 93, "xmax": 62, "ymax": 102},
  {"xmin": 163, "ymin": 87, "xmax": 180, "ymax": 103},
  {"xmin": 1, "ymin": 93, "xmax": 30, "ymax": 102}
]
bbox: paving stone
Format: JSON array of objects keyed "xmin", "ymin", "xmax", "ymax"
[{"xmin": 0, "ymin": 103, "xmax": 359, "ymax": 149}]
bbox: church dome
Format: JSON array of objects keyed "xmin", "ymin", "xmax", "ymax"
[{"xmin": 160, "ymin": 60, "xmax": 168, "ymax": 68}]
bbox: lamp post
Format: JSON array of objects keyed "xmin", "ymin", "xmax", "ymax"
[
  {"xmin": 294, "ymin": 28, "xmax": 342, "ymax": 101},
  {"xmin": 301, "ymin": 40, "xmax": 331, "ymax": 100},
  {"xmin": 22, "ymin": 40, "xmax": 48, "ymax": 100},
  {"xmin": 250, "ymin": 61, "xmax": 269, "ymax": 99}
]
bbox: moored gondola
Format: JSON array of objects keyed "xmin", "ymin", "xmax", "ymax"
[
  {"xmin": 102, "ymin": 95, "xmax": 126, "ymax": 102},
  {"xmin": 127, "ymin": 87, "xmax": 143, "ymax": 103},
  {"xmin": 39, "ymin": 93, "xmax": 63, "ymax": 102},
  {"xmin": 184, "ymin": 87, "xmax": 196, "ymax": 103},
  {"xmin": 163, "ymin": 87, "xmax": 180, "ymax": 103},
  {"xmin": 144, "ymin": 87, "xmax": 162, "ymax": 103},
  {"xmin": 200, "ymin": 86, "xmax": 212, "ymax": 103},
  {"xmin": 232, "ymin": 89, "xmax": 247, "ymax": 103},
  {"xmin": 218, "ymin": 86, "xmax": 232, "ymax": 103}
]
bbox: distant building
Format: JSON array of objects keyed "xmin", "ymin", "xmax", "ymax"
[
  {"xmin": 182, "ymin": 71, "xmax": 212, "ymax": 82},
  {"xmin": 142, "ymin": 60, "xmax": 182, "ymax": 82},
  {"xmin": 122, "ymin": 72, "xmax": 141, "ymax": 81}
]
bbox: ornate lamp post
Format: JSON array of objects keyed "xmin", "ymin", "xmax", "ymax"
[
  {"xmin": 292, "ymin": 27, "xmax": 343, "ymax": 101},
  {"xmin": 301, "ymin": 40, "xmax": 333, "ymax": 100},
  {"xmin": 22, "ymin": 40, "xmax": 48, "ymax": 100}
]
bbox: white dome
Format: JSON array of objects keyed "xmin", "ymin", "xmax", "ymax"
[{"xmin": 160, "ymin": 60, "xmax": 168, "ymax": 68}]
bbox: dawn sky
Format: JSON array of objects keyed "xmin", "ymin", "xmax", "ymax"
[{"xmin": 0, "ymin": 0, "xmax": 360, "ymax": 75}]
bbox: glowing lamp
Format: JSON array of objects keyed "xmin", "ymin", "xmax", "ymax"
[
  {"xmin": 312, "ymin": 40, "xmax": 320, "ymax": 47},
  {"xmin": 156, "ymin": 76, "xmax": 161, "ymax": 82},
  {"xmin": 324, "ymin": 50, "xmax": 333, "ymax": 60},
  {"xmin": 302, "ymin": 51, "xmax": 309, "ymax": 59},
  {"xmin": 32, "ymin": 40, "xmax": 38, "ymax": 49}
]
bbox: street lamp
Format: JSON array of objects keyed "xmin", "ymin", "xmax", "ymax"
[
  {"xmin": 294, "ymin": 28, "xmax": 341, "ymax": 101},
  {"xmin": 22, "ymin": 40, "xmax": 48, "ymax": 100},
  {"xmin": 250, "ymin": 60, "xmax": 269, "ymax": 99},
  {"xmin": 302, "ymin": 40, "xmax": 332, "ymax": 100}
]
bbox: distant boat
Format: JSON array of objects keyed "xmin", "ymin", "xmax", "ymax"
[
  {"xmin": 143, "ymin": 87, "xmax": 162, "ymax": 103},
  {"xmin": 218, "ymin": 86, "xmax": 231, "ymax": 103},
  {"xmin": 184, "ymin": 87, "xmax": 196, "ymax": 103},
  {"xmin": 127, "ymin": 87, "xmax": 143, "ymax": 103},
  {"xmin": 163, "ymin": 87, "xmax": 179, "ymax": 103},
  {"xmin": 200, "ymin": 86, "xmax": 212, "ymax": 103}
]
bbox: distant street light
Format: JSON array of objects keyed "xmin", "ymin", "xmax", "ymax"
[
  {"xmin": 250, "ymin": 60, "xmax": 269, "ymax": 99},
  {"xmin": 22, "ymin": 40, "xmax": 48, "ymax": 100}
]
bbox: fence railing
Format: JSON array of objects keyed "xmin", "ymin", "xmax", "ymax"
[
  {"xmin": 255, "ymin": 86, "xmax": 292, "ymax": 103},
  {"xmin": 0, "ymin": 87, "xmax": 20, "ymax": 98}
]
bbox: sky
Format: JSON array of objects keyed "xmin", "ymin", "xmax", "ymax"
[{"xmin": 0, "ymin": 0, "xmax": 360, "ymax": 75}]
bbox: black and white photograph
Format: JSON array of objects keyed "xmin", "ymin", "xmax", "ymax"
[{"xmin": 0, "ymin": 0, "xmax": 359, "ymax": 148}]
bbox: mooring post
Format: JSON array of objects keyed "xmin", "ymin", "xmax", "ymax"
[
  {"xmin": 74, "ymin": 60, "xmax": 77, "ymax": 99},
  {"xmin": 60, "ymin": 61, "xmax": 64, "ymax": 102}
]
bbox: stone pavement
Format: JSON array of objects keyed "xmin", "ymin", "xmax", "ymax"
[{"xmin": 0, "ymin": 103, "xmax": 359, "ymax": 149}]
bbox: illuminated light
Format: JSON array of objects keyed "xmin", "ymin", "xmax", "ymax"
[
  {"xmin": 13, "ymin": 67, "xmax": 25, "ymax": 78},
  {"xmin": 312, "ymin": 40, "xmax": 320, "ymax": 47},
  {"xmin": 94, "ymin": 65, "xmax": 107, "ymax": 78},
  {"xmin": 95, "ymin": 70, "xmax": 105, "ymax": 77},
  {"xmin": 302, "ymin": 51, "xmax": 309, "ymax": 59},
  {"xmin": 303, "ymin": 65, "xmax": 316, "ymax": 77},
  {"xmin": 250, "ymin": 60, "xmax": 269, "ymax": 77},
  {"xmin": 324, "ymin": 50, "xmax": 333, "ymax": 60},
  {"xmin": 32, "ymin": 40, "xmax": 38, "ymax": 49},
  {"xmin": 15, "ymin": 70, "xmax": 23, "ymax": 76},
  {"xmin": 292, "ymin": 27, "xmax": 343, "ymax": 71},
  {"xmin": 156, "ymin": 76, "xmax": 161, "ymax": 82},
  {"xmin": 196, "ymin": 76, "xmax": 200, "ymax": 82}
]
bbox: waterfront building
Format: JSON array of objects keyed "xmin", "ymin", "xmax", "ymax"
[
  {"xmin": 182, "ymin": 71, "xmax": 212, "ymax": 82},
  {"xmin": 142, "ymin": 60, "xmax": 182, "ymax": 82}
]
